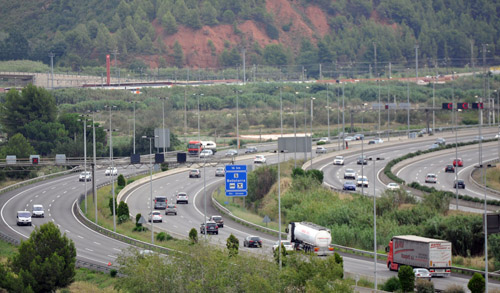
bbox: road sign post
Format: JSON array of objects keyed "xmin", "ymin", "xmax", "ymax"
[{"xmin": 225, "ymin": 165, "xmax": 247, "ymax": 196}]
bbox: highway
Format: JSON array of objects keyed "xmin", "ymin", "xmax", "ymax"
[{"xmin": 1, "ymin": 127, "xmax": 500, "ymax": 291}]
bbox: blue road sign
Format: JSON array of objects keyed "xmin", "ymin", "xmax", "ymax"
[{"xmin": 225, "ymin": 165, "xmax": 247, "ymax": 196}]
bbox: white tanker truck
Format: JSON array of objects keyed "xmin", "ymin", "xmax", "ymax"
[{"xmin": 286, "ymin": 222, "xmax": 335, "ymax": 256}]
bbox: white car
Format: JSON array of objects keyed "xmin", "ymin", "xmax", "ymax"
[
  {"xmin": 344, "ymin": 136, "xmax": 355, "ymax": 141},
  {"xmin": 315, "ymin": 146, "xmax": 327, "ymax": 154},
  {"xmin": 105, "ymin": 167, "xmax": 118, "ymax": 176},
  {"xmin": 318, "ymin": 137, "xmax": 330, "ymax": 143},
  {"xmin": 79, "ymin": 171, "xmax": 91, "ymax": 182},
  {"xmin": 425, "ymin": 173, "xmax": 437, "ymax": 183},
  {"xmin": 176, "ymin": 192, "xmax": 188, "ymax": 204},
  {"xmin": 387, "ymin": 183, "xmax": 400, "ymax": 190},
  {"xmin": 215, "ymin": 167, "xmax": 225, "ymax": 177},
  {"xmin": 343, "ymin": 169, "xmax": 356, "ymax": 179},
  {"xmin": 148, "ymin": 211, "xmax": 163, "ymax": 223},
  {"xmin": 356, "ymin": 176, "xmax": 369, "ymax": 187},
  {"xmin": 225, "ymin": 149, "xmax": 238, "ymax": 157},
  {"xmin": 413, "ymin": 268, "xmax": 432, "ymax": 281},
  {"xmin": 272, "ymin": 240, "xmax": 294, "ymax": 253},
  {"xmin": 32, "ymin": 204, "xmax": 45, "ymax": 218},
  {"xmin": 333, "ymin": 156, "xmax": 345, "ymax": 165},
  {"xmin": 17, "ymin": 211, "xmax": 32, "ymax": 226},
  {"xmin": 199, "ymin": 149, "xmax": 213, "ymax": 158},
  {"xmin": 254, "ymin": 155, "xmax": 266, "ymax": 164}
]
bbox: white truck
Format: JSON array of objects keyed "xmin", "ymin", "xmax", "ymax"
[
  {"xmin": 286, "ymin": 222, "xmax": 334, "ymax": 256},
  {"xmin": 386, "ymin": 235, "xmax": 452, "ymax": 277},
  {"xmin": 201, "ymin": 141, "xmax": 217, "ymax": 154}
]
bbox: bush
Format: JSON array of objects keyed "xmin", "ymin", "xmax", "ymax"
[
  {"xmin": 118, "ymin": 214, "xmax": 129, "ymax": 224},
  {"xmin": 117, "ymin": 174, "xmax": 126, "ymax": 187},
  {"xmin": 398, "ymin": 265, "xmax": 415, "ymax": 292},
  {"xmin": 135, "ymin": 213, "xmax": 142, "ymax": 226},
  {"xmin": 381, "ymin": 276, "xmax": 401, "ymax": 292},
  {"xmin": 415, "ymin": 279, "xmax": 434, "ymax": 293},
  {"xmin": 156, "ymin": 232, "xmax": 172, "ymax": 242},
  {"xmin": 117, "ymin": 201, "xmax": 129, "ymax": 219},
  {"xmin": 443, "ymin": 284, "xmax": 466, "ymax": 293},
  {"xmin": 306, "ymin": 169, "xmax": 323, "ymax": 183},
  {"xmin": 109, "ymin": 197, "xmax": 117, "ymax": 216},
  {"xmin": 467, "ymin": 273, "xmax": 485, "ymax": 293},
  {"xmin": 110, "ymin": 269, "xmax": 117, "ymax": 278},
  {"xmin": 226, "ymin": 234, "xmax": 239, "ymax": 257},
  {"xmin": 292, "ymin": 167, "xmax": 305, "ymax": 178},
  {"xmin": 189, "ymin": 228, "xmax": 198, "ymax": 244},
  {"xmin": 161, "ymin": 163, "xmax": 168, "ymax": 171},
  {"xmin": 316, "ymin": 141, "xmax": 326, "ymax": 145}
]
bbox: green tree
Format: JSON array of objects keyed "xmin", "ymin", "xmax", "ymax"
[
  {"xmin": 24, "ymin": 120, "xmax": 69, "ymax": 155},
  {"xmin": 0, "ymin": 85, "xmax": 57, "ymax": 138},
  {"xmin": 263, "ymin": 44, "xmax": 288, "ymax": 65},
  {"xmin": 0, "ymin": 133, "xmax": 35, "ymax": 159},
  {"xmin": 109, "ymin": 197, "xmax": 118, "ymax": 216},
  {"xmin": 226, "ymin": 234, "xmax": 239, "ymax": 257},
  {"xmin": 138, "ymin": 35, "xmax": 154, "ymax": 54},
  {"xmin": 186, "ymin": 9, "xmax": 202, "ymax": 29},
  {"xmin": 173, "ymin": 0, "xmax": 189, "ymax": 24},
  {"xmin": 398, "ymin": 265, "xmax": 415, "ymax": 292},
  {"xmin": 467, "ymin": 273, "xmax": 485, "ymax": 293},
  {"xmin": 201, "ymin": 1, "xmax": 218, "ymax": 26},
  {"xmin": 222, "ymin": 9, "xmax": 235, "ymax": 23},
  {"xmin": 172, "ymin": 41, "xmax": 184, "ymax": 67},
  {"xmin": 117, "ymin": 201, "xmax": 130, "ymax": 220},
  {"xmin": 189, "ymin": 228, "xmax": 198, "ymax": 244},
  {"xmin": 490, "ymin": 234, "xmax": 500, "ymax": 269},
  {"xmin": 10, "ymin": 222, "xmax": 76, "ymax": 292},
  {"xmin": 161, "ymin": 11, "xmax": 178, "ymax": 35},
  {"xmin": 117, "ymin": 174, "xmax": 126, "ymax": 187}
]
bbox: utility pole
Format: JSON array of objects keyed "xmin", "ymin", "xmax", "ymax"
[
  {"xmin": 415, "ymin": 44, "xmax": 419, "ymax": 80},
  {"xmin": 48, "ymin": 52, "xmax": 55, "ymax": 89},
  {"xmin": 373, "ymin": 42, "xmax": 377, "ymax": 78},
  {"xmin": 470, "ymin": 39, "xmax": 475, "ymax": 77},
  {"xmin": 242, "ymin": 48, "xmax": 246, "ymax": 84},
  {"xmin": 112, "ymin": 49, "xmax": 119, "ymax": 84}
]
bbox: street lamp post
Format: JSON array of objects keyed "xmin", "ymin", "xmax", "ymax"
[
  {"xmin": 132, "ymin": 101, "xmax": 136, "ymax": 154},
  {"xmin": 78, "ymin": 115, "xmax": 90, "ymax": 214},
  {"xmin": 161, "ymin": 97, "xmax": 168, "ymax": 156},
  {"xmin": 310, "ymin": 97, "xmax": 315, "ymax": 169},
  {"xmin": 326, "ymin": 84, "xmax": 330, "ymax": 140},
  {"xmin": 236, "ymin": 90, "xmax": 241, "ymax": 150},
  {"xmin": 378, "ymin": 78, "xmax": 381, "ymax": 134},
  {"xmin": 406, "ymin": 69, "xmax": 410, "ymax": 136},
  {"xmin": 369, "ymin": 156, "xmax": 384, "ymax": 291},
  {"xmin": 104, "ymin": 105, "xmax": 117, "ymax": 232},
  {"xmin": 433, "ymin": 76, "xmax": 436, "ymax": 133},
  {"xmin": 142, "ymin": 135, "xmax": 158, "ymax": 244},
  {"xmin": 294, "ymin": 92, "xmax": 298, "ymax": 168},
  {"xmin": 90, "ymin": 110, "xmax": 99, "ymax": 224},
  {"xmin": 342, "ymin": 82, "xmax": 345, "ymax": 149},
  {"xmin": 337, "ymin": 86, "xmax": 340, "ymax": 151}
]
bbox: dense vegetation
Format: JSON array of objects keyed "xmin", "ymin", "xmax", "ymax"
[{"xmin": 0, "ymin": 0, "xmax": 498, "ymax": 73}]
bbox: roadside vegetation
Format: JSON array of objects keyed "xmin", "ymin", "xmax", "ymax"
[{"xmin": 215, "ymin": 161, "xmax": 500, "ymax": 272}]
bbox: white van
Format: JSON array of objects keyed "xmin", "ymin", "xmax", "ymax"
[
  {"xmin": 201, "ymin": 141, "xmax": 217, "ymax": 153},
  {"xmin": 17, "ymin": 211, "xmax": 32, "ymax": 226}
]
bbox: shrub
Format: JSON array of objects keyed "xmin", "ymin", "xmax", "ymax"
[
  {"xmin": 189, "ymin": 228, "xmax": 198, "ymax": 244},
  {"xmin": 109, "ymin": 197, "xmax": 117, "ymax": 216},
  {"xmin": 117, "ymin": 174, "xmax": 126, "ymax": 187},
  {"xmin": 135, "ymin": 213, "xmax": 142, "ymax": 226},
  {"xmin": 398, "ymin": 265, "xmax": 415, "ymax": 292},
  {"xmin": 415, "ymin": 279, "xmax": 434, "ymax": 293},
  {"xmin": 443, "ymin": 284, "xmax": 466, "ymax": 293},
  {"xmin": 306, "ymin": 169, "xmax": 323, "ymax": 183},
  {"xmin": 292, "ymin": 167, "xmax": 305, "ymax": 178},
  {"xmin": 467, "ymin": 273, "xmax": 485, "ymax": 293},
  {"xmin": 117, "ymin": 201, "xmax": 129, "ymax": 219},
  {"xmin": 381, "ymin": 276, "xmax": 401, "ymax": 292},
  {"xmin": 226, "ymin": 234, "xmax": 239, "ymax": 257},
  {"xmin": 316, "ymin": 141, "xmax": 326, "ymax": 145},
  {"xmin": 110, "ymin": 269, "xmax": 117, "ymax": 278},
  {"xmin": 161, "ymin": 163, "xmax": 168, "ymax": 171},
  {"xmin": 118, "ymin": 214, "xmax": 129, "ymax": 224},
  {"xmin": 156, "ymin": 232, "xmax": 167, "ymax": 241}
]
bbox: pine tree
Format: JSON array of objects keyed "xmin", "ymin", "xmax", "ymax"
[
  {"xmin": 172, "ymin": 41, "xmax": 184, "ymax": 67},
  {"xmin": 162, "ymin": 11, "xmax": 178, "ymax": 35}
]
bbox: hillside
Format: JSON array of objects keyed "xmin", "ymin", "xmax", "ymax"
[{"xmin": 0, "ymin": 0, "xmax": 499, "ymax": 76}]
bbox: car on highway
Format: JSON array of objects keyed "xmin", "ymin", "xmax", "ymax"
[
  {"xmin": 445, "ymin": 165, "xmax": 455, "ymax": 173},
  {"xmin": 473, "ymin": 136, "xmax": 484, "ymax": 142},
  {"xmin": 343, "ymin": 181, "xmax": 356, "ymax": 191},
  {"xmin": 318, "ymin": 137, "xmax": 330, "ymax": 143},
  {"xmin": 243, "ymin": 236, "xmax": 262, "ymax": 248},
  {"xmin": 200, "ymin": 221, "xmax": 219, "ymax": 235},
  {"xmin": 413, "ymin": 268, "xmax": 432, "ymax": 281},
  {"xmin": 165, "ymin": 204, "xmax": 177, "ymax": 215},
  {"xmin": 453, "ymin": 158, "xmax": 463, "ymax": 167},
  {"xmin": 148, "ymin": 211, "xmax": 163, "ymax": 223},
  {"xmin": 344, "ymin": 136, "xmax": 355, "ymax": 141},
  {"xmin": 425, "ymin": 173, "xmax": 437, "ymax": 183},
  {"xmin": 189, "ymin": 169, "xmax": 201, "ymax": 178},
  {"xmin": 154, "ymin": 196, "xmax": 167, "ymax": 209},
  {"xmin": 79, "ymin": 171, "xmax": 92, "ymax": 182},
  {"xmin": 354, "ymin": 134, "xmax": 364, "ymax": 140},
  {"xmin": 387, "ymin": 183, "xmax": 400, "ymax": 190},
  {"xmin": 343, "ymin": 169, "xmax": 356, "ymax": 179},
  {"xmin": 254, "ymin": 155, "xmax": 267, "ymax": 164},
  {"xmin": 368, "ymin": 138, "xmax": 383, "ymax": 145},
  {"xmin": 199, "ymin": 149, "xmax": 213, "ymax": 158},
  {"xmin": 428, "ymin": 143, "xmax": 440, "ymax": 150},
  {"xmin": 356, "ymin": 176, "xmax": 369, "ymax": 187},
  {"xmin": 105, "ymin": 167, "xmax": 118, "ymax": 176},
  {"xmin": 357, "ymin": 155, "xmax": 368, "ymax": 165},
  {"xmin": 225, "ymin": 149, "xmax": 238, "ymax": 157},
  {"xmin": 32, "ymin": 204, "xmax": 44, "ymax": 218},
  {"xmin": 209, "ymin": 215, "xmax": 224, "ymax": 227},
  {"xmin": 454, "ymin": 179, "xmax": 465, "ymax": 189},
  {"xmin": 245, "ymin": 146, "xmax": 258, "ymax": 153},
  {"xmin": 315, "ymin": 146, "xmax": 327, "ymax": 154},
  {"xmin": 17, "ymin": 211, "xmax": 32, "ymax": 226},
  {"xmin": 215, "ymin": 167, "xmax": 225, "ymax": 177},
  {"xmin": 333, "ymin": 156, "xmax": 345, "ymax": 165},
  {"xmin": 436, "ymin": 137, "xmax": 446, "ymax": 145},
  {"xmin": 272, "ymin": 240, "xmax": 294, "ymax": 253},
  {"xmin": 176, "ymin": 192, "xmax": 188, "ymax": 204}
]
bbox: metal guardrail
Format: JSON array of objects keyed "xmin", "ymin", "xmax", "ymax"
[{"xmin": 469, "ymin": 158, "xmax": 500, "ymax": 197}]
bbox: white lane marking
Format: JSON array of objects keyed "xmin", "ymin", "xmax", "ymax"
[
  {"xmin": 65, "ymin": 230, "xmax": 71, "ymax": 233},
  {"xmin": 35, "ymin": 195, "xmax": 39, "ymax": 198},
  {"xmin": 85, "ymin": 248, "xmax": 94, "ymax": 252},
  {"xmin": 113, "ymin": 248, "xmax": 121, "ymax": 252},
  {"xmin": 78, "ymin": 235, "xmax": 84, "ymax": 239},
  {"xmin": 94, "ymin": 242, "xmax": 101, "ymax": 245},
  {"xmin": 49, "ymin": 204, "xmax": 52, "ymax": 207},
  {"xmin": 63, "ymin": 191, "xmax": 67, "ymax": 194},
  {"xmin": 107, "ymin": 255, "xmax": 116, "ymax": 258},
  {"xmin": 49, "ymin": 214, "xmax": 52, "ymax": 217},
  {"xmin": 42, "ymin": 191, "xmax": 46, "ymax": 194},
  {"xmin": 57, "ymin": 195, "xmax": 61, "ymax": 198},
  {"xmin": 52, "ymin": 199, "xmax": 55, "ymax": 202},
  {"xmin": 51, "ymin": 187, "xmax": 56, "ymax": 190}
]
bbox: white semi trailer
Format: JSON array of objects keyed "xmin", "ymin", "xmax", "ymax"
[
  {"xmin": 386, "ymin": 235, "xmax": 452, "ymax": 277},
  {"xmin": 286, "ymin": 222, "xmax": 334, "ymax": 256}
]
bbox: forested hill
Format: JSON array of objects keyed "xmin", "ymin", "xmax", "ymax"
[{"xmin": 0, "ymin": 0, "xmax": 498, "ymax": 73}]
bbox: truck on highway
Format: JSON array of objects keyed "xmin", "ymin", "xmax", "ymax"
[
  {"xmin": 286, "ymin": 222, "xmax": 334, "ymax": 256},
  {"xmin": 386, "ymin": 235, "xmax": 452, "ymax": 277},
  {"xmin": 187, "ymin": 140, "xmax": 217, "ymax": 155}
]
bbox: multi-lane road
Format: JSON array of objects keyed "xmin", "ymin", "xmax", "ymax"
[{"xmin": 1, "ymin": 127, "xmax": 500, "ymax": 291}]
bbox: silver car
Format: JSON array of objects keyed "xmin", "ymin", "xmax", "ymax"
[
  {"xmin": 413, "ymin": 268, "xmax": 432, "ymax": 281},
  {"xmin": 165, "ymin": 204, "xmax": 177, "ymax": 215},
  {"xmin": 215, "ymin": 167, "xmax": 225, "ymax": 177}
]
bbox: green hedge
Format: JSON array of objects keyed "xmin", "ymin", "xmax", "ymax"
[{"xmin": 385, "ymin": 138, "xmax": 500, "ymax": 206}]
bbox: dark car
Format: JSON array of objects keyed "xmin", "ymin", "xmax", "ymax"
[
  {"xmin": 154, "ymin": 196, "xmax": 167, "ymax": 209},
  {"xmin": 445, "ymin": 165, "xmax": 455, "ymax": 173},
  {"xmin": 454, "ymin": 179, "xmax": 465, "ymax": 189},
  {"xmin": 200, "ymin": 221, "xmax": 219, "ymax": 235},
  {"xmin": 343, "ymin": 181, "xmax": 356, "ymax": 191},
  {"xmin": 243, "ymin": 236, "xmax": 262, "ymax": 248},
  {"xmin": 357, "ymin": 155, "xmax": 368, "ymax": 165},
  {"xmin": 245, "ymin": 147, "xmax": 258, "ymax": 153},
  {"xmin": 209, "ymin": 215, "xmax": 224, "ymax": 227}
]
